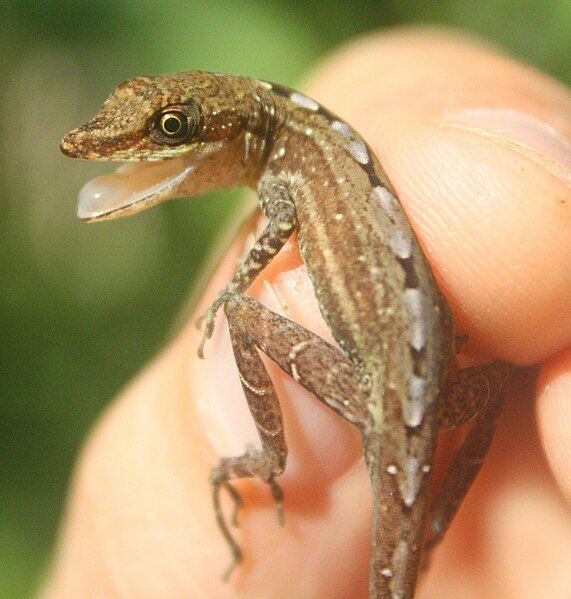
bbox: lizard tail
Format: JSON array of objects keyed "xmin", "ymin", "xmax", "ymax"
[{"xmin": 363, "ymin": 409, "xmax": 438, "ymax": 599}]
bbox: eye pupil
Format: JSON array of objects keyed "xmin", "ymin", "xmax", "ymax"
[
  {"xmin": 163, "ymin": 115, "xmax": 181, "ymax": 133},
  {"xmin": 159, "ymin": 111, "xmax": 188, "ymax": 138}
]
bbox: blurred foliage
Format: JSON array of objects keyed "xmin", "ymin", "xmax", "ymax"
[{"xmin": 0, "ymin": 0, "xmax": 569, "ymax": 596}]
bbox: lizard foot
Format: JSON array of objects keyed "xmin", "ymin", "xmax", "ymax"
[
  {"xmin": 210, "ymin": 446, "xmax": 286, "ymax": 581},
  {"xmin": 210, "ymin": 470, "xmax": 244, "ymax": 581}
]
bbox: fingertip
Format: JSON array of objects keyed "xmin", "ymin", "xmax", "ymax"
[
  {"xmin": 385, "ymin": 112, "xmax": 570, "ymax": 363},
  {"xmin": 306, "ymin": 27, "xmax": 571, "ymax": 364}
]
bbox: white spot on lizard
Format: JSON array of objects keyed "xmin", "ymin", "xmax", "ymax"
[
  {"xmin": 290, "ymin": 92, "xmax": 319, "ymax": 111},
  {"xmin": 390, "ymin": 539, "xmax": 411, "ymax": 599},
  {"xmin": 398, "ymin": 456, "xmax": 421, "ymax": 507},
  {"xmin": 371, "ymin": 186, "xmax": 413, "ymax": 259},
  {"xmin": 404, "ymin": 288, "xmax": 427, "ymax": 351},
  {"xmin": 331, "ymin": 120, "xmax": 352, "ymax": 137},
  {"xmin": 347, "ymin": 139, "xmax": 370, "ymax": 164},
  {"xmin": 405, "ymin": 374, "xmax": 427, "ymax": 427}
]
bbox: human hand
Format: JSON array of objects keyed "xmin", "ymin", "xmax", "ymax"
[{"xmin": 44, "ymin": 28, "xmax": 571, "ymax": 598}]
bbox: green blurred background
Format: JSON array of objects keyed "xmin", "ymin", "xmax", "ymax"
[{"xmin": 1, "ymin": 1, "xmax": 569, "ymax": 596}]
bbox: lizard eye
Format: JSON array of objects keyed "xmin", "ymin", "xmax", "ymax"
[
  {"xmin": 151, "ymin": 103, "xmax": 200, "ymax": 145},
  {"xmin": 158, "ymin": 111, "xmax": 188, "ymax": 140}
]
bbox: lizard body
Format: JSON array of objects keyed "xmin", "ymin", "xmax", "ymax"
[{"xmin": 61, "ymin": 72, "xmax": 508, "ymax": 598}]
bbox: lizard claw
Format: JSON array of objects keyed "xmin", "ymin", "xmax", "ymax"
[
  {"xmin": 222, "ymin": 481, "xmax": 244, "ymax": 527},
  {"xmin": 194, "ymin": 311, "xmax": 206, "ymax": 330},
  {"xmin": 269, "ymin": 479, "xmax": 285, "ymax": 526},
  {"xmin": 196, "ymin": 309, "xmax": 216, "ymax": 359},
  {"xmin": 195, "ymin": 291, "xmax": 233, "ymax": 358},
  {"xmin": 222, "ymin": 546, "xmax": 243, "ymax": 582}
]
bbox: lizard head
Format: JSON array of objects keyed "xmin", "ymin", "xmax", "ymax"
[{"xmin": 60, "ymin": 72, "xmax": 264, "ymax": 221}]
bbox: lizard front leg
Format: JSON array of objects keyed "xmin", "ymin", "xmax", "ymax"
[
  {"xmin": 196, "ymin": 178, "xmax": 298, "ymax": 358},
  {"xmin": 211, "ymin": 293, "xmax": 371, "ymax": 578}
]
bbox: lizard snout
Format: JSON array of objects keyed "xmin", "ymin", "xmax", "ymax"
[{"xmin": 60, "ymin": 129, "xmax": 88, "ymax": 159}]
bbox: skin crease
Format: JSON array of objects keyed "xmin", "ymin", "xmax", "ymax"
[{"xmin": 44, "ymin": 29, "xmax": 571, "ymax": 598}]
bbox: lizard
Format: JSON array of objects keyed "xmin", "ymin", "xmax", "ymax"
[{"xmin": 60, "ymin": 71, "xmax": 509, "ymax": 598}]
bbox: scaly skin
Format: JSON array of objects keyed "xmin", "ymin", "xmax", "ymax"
[{"xmin": 61, "ymin": 71, "xmax": 508, "ymax": 598}]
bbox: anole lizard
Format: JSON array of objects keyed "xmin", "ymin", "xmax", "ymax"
[{"xmin": 61, "ymin": 72, "xmax": 509, "ymax": 598}]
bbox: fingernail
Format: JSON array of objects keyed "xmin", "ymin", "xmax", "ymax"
[{"xmin": 440, "ymin": 108, "xmax": 571, "ymax": 186}]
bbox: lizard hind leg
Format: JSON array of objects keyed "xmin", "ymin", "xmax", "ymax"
[
  {"xmin": 208, "ymin": 298, "xmax": 289, "ymax": 579},
  {"xmin": 423, "ymin": 363, "xmax": 511, "ymax": 565},
  {"xmin": 210, "ymin": 292, "xmax": 369, "ymax": 579}
]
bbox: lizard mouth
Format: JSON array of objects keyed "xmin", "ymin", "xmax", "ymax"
[{"xmin": 77, "ymin": 158, "xmax": 195, "ymax": 221}]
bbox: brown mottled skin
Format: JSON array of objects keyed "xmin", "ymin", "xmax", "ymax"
[{"xmin": 61, "ymin": 72, "xmax": 509, "ymax": 598}]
